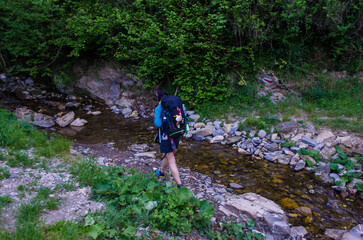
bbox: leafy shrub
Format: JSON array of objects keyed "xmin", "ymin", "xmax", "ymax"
[{"xmin": 71, "ymin": 157, "xmax": 214, "ymax": 237}]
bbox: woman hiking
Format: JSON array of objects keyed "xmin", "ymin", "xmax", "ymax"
[{"xmin": 153, "ymin": 89, "xmax": 183, "ymax": 188}]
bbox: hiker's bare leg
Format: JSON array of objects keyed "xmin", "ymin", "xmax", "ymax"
[
  {"xmin": 160, "ymin": 156, "xmax": 169, "ymax": 173},
  {"xmin": 166, "ymin": 152, "xmax": 182, "ymax": 185}
]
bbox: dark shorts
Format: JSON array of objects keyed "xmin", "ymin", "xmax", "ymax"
[{"xmin": 160, "ymin": 137, "xmax": 180, "ymax": 153}]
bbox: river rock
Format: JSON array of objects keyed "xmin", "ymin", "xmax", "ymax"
[
  {"xmin": 264, "ymin": 142, "xmax": 279, "ymax": 151},
  {"xmin": 192, "ymin": 135, "xmax": 205, "ymax": 141},
  {"xmin": 338, "ymin": 135, "xmax": 363, "ymax": 155},
  {"xmin": 240, "ymin": 140, "xmax": 255, "ymax": 150},
  {"xmin": 229, "ymin": 126, "xmax": 238, "ymax": 135},
  {"xmin": 56, "ymin": 111, "xmax": 75, "ymax": 127},
  {"xmin": 129, "ymin": 144, "xmax": 149, "ymax": 152},
  {"xmin": 194, "ymin": 122, "xmax": 205, "ymax": 129},
  {"xmin": 90, "ymin": 111, "xmax": 102, "ymax": 116},
  {"xmin": 226, "ymin": 137, "xmax": 241, "ymax": 145},
  {"xmin": 238, "ymin": 148, "xmax": 248, "ymax": 154},
  {"xmin": 134, "ymin": 151, "xmax": 156, "ymax": 158},
  {"xmin": 258, "ymin": 129, "xmax": 267, "ymax": 138},
  {"xmin": 319, "ymin": 146, "xmax": 337, "ymax": 160},
  {"xmin": 294, "ymin": 160, "xmax": 305, "ymax": 171},
  {"xmin": 210, "ymin": 135, "xmax": 224, "ymax": 143},
  {"xmin": 291, "ymin": 134, "xmax": 303, "ymax": 142},
  {"xmin": 301, "ymin": 155, "xmax": 316, "ymax": 165},
  {"xmin": 289, "ymin": 226, "xmax": 308, "ymax": 239},
  {"xmin": 33, "ymin": 113, "xmax": 55, "ymax": 128},
  {"xmin": 324, "ymin": 229, "xmax": 348, "ymax": 240},
  {"xmin": 222, "ymin": 124, "xmax": 232, "ymax": 134},
  {"xmin": 229, "ymin": 182, "xmax": 243, "ymax": 189},
  {"xmin": 224, "ymin": 193, "xmax": 290, "ymax": 239},
  {"xmin": 277, "ymin": 122, "xmax": 296, "ymax": 134},
  {"xmin": 249, "ymin": 130, "xmax": 256, "ymax": 138},
  {"xmin": 342, "ymin": 224, "xmax": 363, "ymax": 240},
  {"xmin": 301, "ymin": 136, "xmax": 318, "ymax": 147},
  {"xmin": 329, "ymin": 173, "xmax": 341, "ymax": 183},
  {"xmin": 277, "ymin": 155, "xmax": 291, "ymax": 165},
  {"xmin": 290, "ymin": 153, "xmax": 300, "ymax": 166},
  {"xmin": 115, "ymin": 97, "xmax": 134, "ymax": 109},
  {"xmin": 70, "ymin": 118, "xmax": 88, "ymax": 127},
  {"xmin": 316, "ymin": 130, "xmax": 335, "ymax": 143},
  {"xmin": 195, "ymin": 125, "xmax": 214, "ymax": 137},
  {"xmin": 213, "ymin": 129, "xmax": 225, "ymax": 137},
  {"xmin": 271, "ymin": 133, "xmax": 278, "ymax": 140},
  {"xmin": 213, "ymin": 120, "xmax": 221, "ymax": 129}
]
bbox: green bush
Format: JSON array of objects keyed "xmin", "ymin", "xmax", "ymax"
[
  {"xmin": 71, "ymin": 157, "xmax": 214, "ymax": 237},
  {"xmin": 1, "ymin": 0, "xmax": 361, "ymax": 106}
]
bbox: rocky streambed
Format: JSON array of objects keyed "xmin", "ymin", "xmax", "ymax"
[{"xmin": 1, "ymin": 73, "xmax": 363, "ymax": 239}]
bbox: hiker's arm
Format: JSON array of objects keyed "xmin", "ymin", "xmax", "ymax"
[{"xmin": 154, "ymin": 105, "xmax": 162, "ymax": 128}]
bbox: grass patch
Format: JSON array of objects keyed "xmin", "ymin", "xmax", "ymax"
[
  {"xmin": 6, "ymin": 150, "xmax": 36, "ymax": 168},
  {"xmin": 0, "ymin": 195, "xmax": 12, "ymax": 213},
  {"xmin": 195, "ymin": 74, "xmax": 362, "ymax": 135},
  {"xmin": 44, "ymin": 198, "xmax": 61, "ymax": 210},
  {"xmin": 0, "ymin": 109, "xmax": 71, "ymax": 158},
  {"xmin": 36, "ymin": 187, "xmax": 52, "ymax": 200},
  {"xmin": 0, "ymin": 166, "xmax": 10, "ymax": 180}
]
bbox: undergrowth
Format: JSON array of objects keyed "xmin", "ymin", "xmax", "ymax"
[
  {"xmin": 0, "ymin": 109, "xmax": 71, "ymax": 158},
  {"xmin": 196, "ymin": 74, "xmax": 362, "ymax": 135}
]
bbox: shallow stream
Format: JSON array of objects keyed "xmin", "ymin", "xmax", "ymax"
[{"xmin": 3, "ymin": 96, "xmax": 363, "ymax": 236}]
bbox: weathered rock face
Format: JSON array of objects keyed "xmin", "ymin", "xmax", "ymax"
[
  {"xmin": 223, "ymin": 193, "xmax": 290, "ymax": 240},
  {"xmin": 76, "ymin": 65, "xmax": 136, "ymax": 108}
]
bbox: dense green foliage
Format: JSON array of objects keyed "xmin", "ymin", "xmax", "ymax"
[{"xmin": 0, "ymin": 0, "xmax": 361, "ymax": 105}]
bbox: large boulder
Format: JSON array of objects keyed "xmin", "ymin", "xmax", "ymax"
[
  {"xmin": 33, "ymin": 113, "xmax": 55, "ymax": 128},
  {"xmin": 337, "ymin": 135, "xmax": 363, "ymax": 155},
  {"xmin": 76, "ymin": 65, "xmax": 136, "ymax": 106},
  {"xmin": 223, "ymin": 193, "xmax": 290, "ymax": 240}
]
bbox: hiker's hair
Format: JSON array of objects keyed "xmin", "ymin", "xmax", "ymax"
[{"xmin": 156, "ymin": 89, "xmax": 168, "ymax": 101}]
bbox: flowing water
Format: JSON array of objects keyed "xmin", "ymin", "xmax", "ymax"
[{"xmin": 3, "ymin": 96, "xmax": 362, "ymax": 236}]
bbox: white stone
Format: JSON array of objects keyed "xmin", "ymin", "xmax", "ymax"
[
  {"xmin": 70, "ymin": 118, "xmax": 88, "ymax": 127},
  {"xmin": 271, "ymin": 133, "xmax": 278, "ymax": 140},
  {"xmin": 56, "ymin": 111, "xmax": 75, "ymax": 127},
  {"xmin": 210, "ymin": 135, "xmax": 224, "ymax": 143}
]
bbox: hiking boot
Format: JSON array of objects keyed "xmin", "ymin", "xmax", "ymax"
[{"xmin": 155, "ymin": 169, "xmax": 165, "ymax": 178}]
